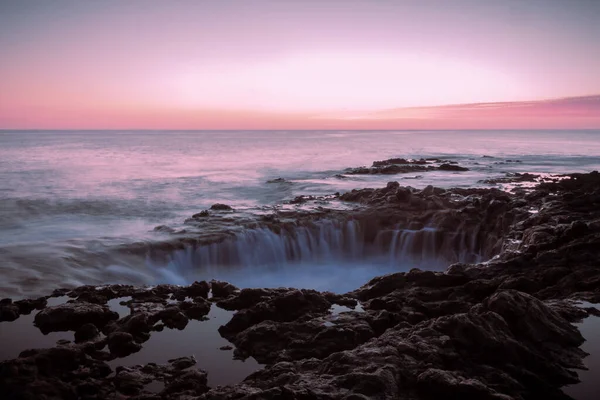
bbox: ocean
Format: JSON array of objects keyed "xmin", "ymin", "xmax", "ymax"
[{"xmin": 1, "ymin": 130, "xmax": 599, "ymax": 298}]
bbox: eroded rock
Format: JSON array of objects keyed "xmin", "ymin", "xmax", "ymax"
[
  {"xmin": 34, "ymin": 301, "xmax": 119, "ymax": 333},
  {"xmin": 1, "ymin": 172, "xmax": 600, "ymax": 399}
]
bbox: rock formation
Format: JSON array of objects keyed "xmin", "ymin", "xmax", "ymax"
[{"xmin": 1, "ymin": 171, "xmax": 599, "ymax": 399}]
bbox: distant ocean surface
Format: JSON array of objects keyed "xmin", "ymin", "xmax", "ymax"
[{"xmin": 1, "ymin": 130, "xmax": 599, "ymax": 298}]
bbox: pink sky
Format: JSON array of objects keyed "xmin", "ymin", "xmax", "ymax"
[{"xmin": 1, "ymin": 1, "xmax": 599, "ymax": 129}]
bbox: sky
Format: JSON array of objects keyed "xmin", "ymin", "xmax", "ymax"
[{"xmin": 1, "ymin": 0, "xmax": 599, "ymax": 129}]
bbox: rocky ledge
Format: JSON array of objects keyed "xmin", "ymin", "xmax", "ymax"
[{"xmin": 1, "ymin": 172, "xmax": 600, "ymax": 399}]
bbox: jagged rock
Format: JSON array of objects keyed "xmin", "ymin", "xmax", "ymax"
[
  {"xmin": 115, "ymin": 366, "xmax": 149, "ymax": 395},
  {"xmin": 483, "ymin": 290, "xmax": 584, "ymax": 348},
  {"xmin": 185, "ymin": 280, "xmax": 211, "ymax": 299},
  {"xmin": 483, "ymin": 172, "xmax": 540, "ymax": 185},
  {"xmin": 163, "ymin": 368, "xmax": 209, "ymax": 396},
  {"xmin": 210, "ymin": 280, "xmax": 239, "ymax": 299},
  {"xmin": 14, "ymin": 297, "xmax": 47, "ymax": 315},
  {"xmin": 180, "ymin": 298, "xmax": 211, "ymax": 320},
  {"xmin": 216, "ymin": 287, "xmax": 288, "ymax": 310},
  {"xmin": 157, "ymin": 306, "xmax": 189, "ymax": 330},
  {"xmin": 74, "ymin": 323, "xmax": 100, "ymax": 343},
  {"xmin": 34, "ymin": 302, "xmax": 119, "ymax": 333},
  {"xmin": 108, "ymin": 331, "xmax": 142, "ymax": 357},
  {"xmin": 0, "ymin": 299, "xmax": 19, "ymax": 322},
  {"xmin": 346, "ymin": 164, "xmax": 432, "ymax": 175},
  {"xmin": 416, "ymin": 369, "xmax": 511, "ymax": 400},
  {"xmin": 1, "ymin": 172, "xmax": 600, "ymax": 399},
  {"xmin": 0, "ymin": 346, "xmax": 112, "ymax": 399}
]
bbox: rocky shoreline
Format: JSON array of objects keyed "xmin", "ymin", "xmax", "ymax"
[{"xmin": 1, "ymin": 171, "xmax": 600, "ymax": 399}]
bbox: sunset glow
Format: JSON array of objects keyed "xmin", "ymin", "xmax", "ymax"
[{"xmin": 1, "ymin": 0, "xmax": 599, "ymax": 129}]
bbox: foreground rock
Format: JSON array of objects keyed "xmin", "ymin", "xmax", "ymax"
[
  {"xmin": 1, "ymin": 172, "xmax": 600, "ymax": 399},
  {"xmin": 34, "ymin": 302, "xmax": 119, "ymax": 334}
]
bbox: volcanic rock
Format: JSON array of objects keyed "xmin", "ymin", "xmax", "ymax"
[
  {"xmin": 210, "ymin": 280, "xmax": 239, "ymax": 299},
  {"xmin": 34, "ymin": 301, "xmax": 119, "ymax": 333},
  {"xmin": 210, "ymin": 203, "xmax": 233, "ymax": 211},
  {"xmin": 108, "ymin": 331, "xmax": 142, "ymax": 357},
  {"xmin": 1, "ymin": 172, "xmax": 600, "ymax": 399},
  {"xmin": 438, "ymin": 163, "xmax": 469, "ymax": 171},
  {"xmin": 74, "ymin": 323, "xmax": 100, "ymax": 343}
]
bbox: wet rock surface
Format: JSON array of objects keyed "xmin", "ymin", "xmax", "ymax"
[{"xmin": 1, "ymin": 172, "xmax": 599, "ymax": 399}]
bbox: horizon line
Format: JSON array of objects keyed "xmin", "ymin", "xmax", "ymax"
[
  {"xmin": 2, "ymin": 128, "xmax": 600, "ymax": 132},
  {"xmin": 2, "ymin": 94, "xmax": 599, "ymax": 130}
]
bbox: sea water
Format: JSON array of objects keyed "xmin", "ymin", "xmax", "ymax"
[{"xmin": 1, "ymin": 130, "xmax": 599, "ymax": 297}]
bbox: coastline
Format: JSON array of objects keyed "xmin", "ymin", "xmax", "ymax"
[{"xmin": 1, "ymin": 168, "xmax": 600, "ymax": 399}]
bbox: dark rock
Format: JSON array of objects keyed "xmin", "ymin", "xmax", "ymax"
[
  {"xmin": 266, "ymin": 178, "xmax": 289, "ymax": 183},
  {"xmin": 210, "ymin": 203, "xmax": 233, "ymax": 211},
  {"xmin": 162, "ymin": 368, "xmax": 208, "ymax": 396},
  {"xmin": 289, "ymin": 195, "xmax": 316, "ymax": 204},
  {"xmin": 188, "ymin": 280, "xmax": 211, "ymax": 299},
  {"xmin": 192, "ymin": 210, "xmax": 210, "ymax": 218},
  {"xmin": 168, "ymin": 355, "xmax": 196, "ymax": 370},
  {"xmin": 157, "ymin": 307, "xmax": 189, "ymax": 330},
  {"xmin": 181, "ymin": 298, "xmax": 211, "ymax": 320},
  {"xmin": 438, "ymin": 163, "xmax": 469, "ymax": 171},
  {"xmin": 216, "ymin": 287, "xmax": 287, "ymax": 310},
  {"xmin": 74, "ymin": 323, "xmax": 100, "ymax": 343},
  {"xmin": 210, "ymin": 280, "xmax": 239, "ymax": 299},
  {"xmin": 2, "ymin": 172, "xmax": 600, "ymax": 400},
  {"xmin": 483, "ymin": 290, "xmax": 584, "ymax": 347},
  {"xmin": 417, "ymin": 369, "xmax": 510, "ymax": 400},
  {"xmin": 108, "ymin": 331, "xmax": 142, "ymax": 357},
  {"xmin": 0, "ymin": 302, "xmax": 19, "ymax": 322},
  {"xmin": 34, "ymin": 302, "xmax": 119, "ymax": 333},
  {"xmin": 114, "ymin": 366, "xmax": 148, "ymax": 395},
  {"xmin": 14, "ymin": 297, "xmax": 47, "ymax": 314}
]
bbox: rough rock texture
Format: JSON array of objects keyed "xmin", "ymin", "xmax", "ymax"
[
  {"xmin": 344, "ymin": 157, "xmax": 469, "ymax": 175},
  {"xmin": 1, "ymin": 172, "xmax": 600, "ymax": 399},
  {"xmin": 34, "ymin": 302, "xmax": 119, "ymax": 334}
]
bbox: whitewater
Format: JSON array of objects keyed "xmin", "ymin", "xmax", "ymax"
[{"xmin": 1, "ymin": 130, "xmax": 599, "ymax": 298}]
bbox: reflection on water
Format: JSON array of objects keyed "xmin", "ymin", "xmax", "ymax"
[
  {"xmin": 0, "ymin": 297, "xmax": 260, "ymax": 387},
  {"xmin": 108, "ymin": 306, "xmax": 261, "ymax": 387},
  {"xmin": 107, "ymin": 296, "xmax": 132, "ymax": 318},
  {"xmin": 0, "ymin": 314, "xmax": 72, "ymax": 361},
  {"xmin": 563, "ymin": 302, "xmax": 600, "ymax": 400}
]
